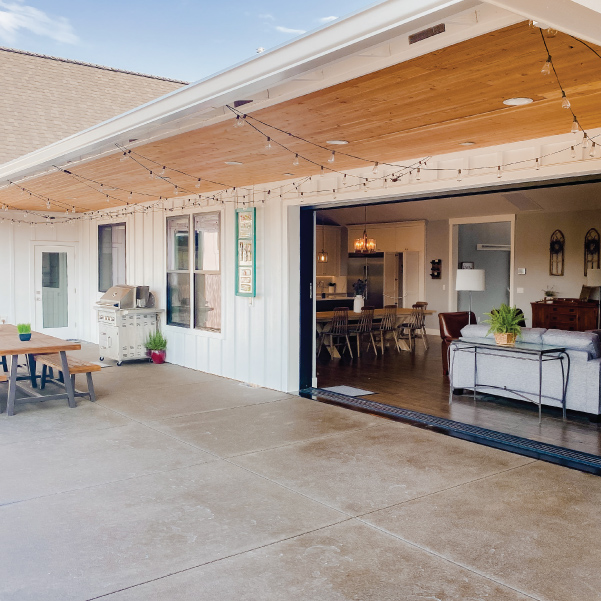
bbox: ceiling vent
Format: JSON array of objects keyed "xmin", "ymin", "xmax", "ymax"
[
  {"xmin": 477, "ymin": 244, "xmax": 511, "ymax": 252},
  {"xmin": 409, "ymin": 24, "xmax": 445, "ymax": 45}
]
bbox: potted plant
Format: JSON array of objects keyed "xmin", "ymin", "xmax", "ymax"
[
  {"xmin": 17, "ymin": 323, "xmax": 31, "ymax": 341},
  {"xmin": 145, "ymin": 330, "xmax": 167, "ymax": 364},
  {"xmin": 352, "ymin": 279, "xmax": 366, "ymax": 313},
  {"xmin": 484, "ymin": 304, "xmax": 522, "ymax": 346},
  {"xmin": 542, "ymin": 287, "xmax": 556, "ymax": 303}
]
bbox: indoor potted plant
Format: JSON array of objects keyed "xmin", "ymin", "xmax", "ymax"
[
  {"xmin": 145, "ymin": 330, "xmax": 167, "ymax": 364},
  {"xmin": 352, "ymin": 279, "xmax": 366, "ymax": 313},
  {"xmin": 542, "ymin": 287, "xmax": 556, "ymax": 303},
  {"xmin": 17, "ymin": 323, "xmax": 31, "ymax": 342},
  {"xmin": 484, "ymin": 304, "xmax": 522, "ymax": 346}
]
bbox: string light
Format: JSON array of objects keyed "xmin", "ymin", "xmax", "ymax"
[
  {"xmin": 265, "ymin": 137, "xmax": 272, "ymax": 150},
  {"xmin": 372, "ymin": 162, "xmax": 379, "ymax": 175},
  {"xmin": 195, "ymin": 178, "xmax": 201, "ymax": 188},
  {"xmin": 497, "ymin": 165, "xmax": 503, "ymax": 178},
  {"xmin": 590, "ymin": 141, "xmax": 597, "ymax": 158},
  {"xmin": 541, "ymin": 55, "xmax": 552, "ymax": 75},
  {"xmin": 457, "ymin": 169, "xmax": 462, "ymax": 181},
  {"xmin": 293, "ymin": 154, "xmax": 300, "ymax": 166},
  {"xmin": 571, "ymin": 117, "xmax": 579, "ymax": 134},
  {"xmin": 571, "ymin": 145, "xmax": 577, "ymax": 158},
  {"xmin": 328, "ymin": 151, "xmax": 335, "ymax": 164},
  {"xmin": 535, "ymin": 157, "xmax": 540, "ymax": 170},
  {"xmin": 561, "ymin": 91, "xmax": 571, "ymax": 109}
]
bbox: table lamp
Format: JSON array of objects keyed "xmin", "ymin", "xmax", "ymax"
[
  {"xmin": 587, "ymin": 268, "xmax": 601, "ymax": 329},
  {"xmin": 456, "ymin": 269, "xmax": 485, "ymax": 324}
]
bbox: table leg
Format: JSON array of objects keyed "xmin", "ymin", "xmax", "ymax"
[
  {"xmin": 6, "ymin": 354, "xmax": 18, "ymax": 416},
  {"xmin": 538, "ymin": 354, "xmax": 542, "ymax": 425},
  {"xmin": 59, "ymin": 351, "xmax": 76, "ymax": 408},
  {"xmin": 27, "ymin": 354, "xmax": 37, "ymax": 388}
]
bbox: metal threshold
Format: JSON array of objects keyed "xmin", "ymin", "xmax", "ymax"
[{"xmin": 300, "ymin": 387, "xmax": 601, "ymax": 476}]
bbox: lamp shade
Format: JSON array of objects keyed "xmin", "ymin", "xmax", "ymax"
[
  {"xmin": 587, "ymin": 268, "xmax": 601, "ymax": 287},
  {"xmin": 456, "ymin": 268, "xmax": 485, "ymax": 291}
]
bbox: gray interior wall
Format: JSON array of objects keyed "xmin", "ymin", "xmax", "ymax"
[
  {"xmin": 514, "ymin": 209, "xmax": 601, "ymax": 325},
  {"xmin": 457, "ymin": 222, "xmax": 511, "ymax": 323},
  {"xmin": 425, "ymin": 220, "xmax": 449, "ymax": 331}
]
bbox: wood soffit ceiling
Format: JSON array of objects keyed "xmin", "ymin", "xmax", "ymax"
[{"xmin": 4, "ymin": 21, "xmax": 601, "ymax": 213}]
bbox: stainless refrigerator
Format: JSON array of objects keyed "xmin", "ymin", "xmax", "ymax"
[{"xmin": 347, "ymin": 253, "xmax": 384, "ymax": 309}]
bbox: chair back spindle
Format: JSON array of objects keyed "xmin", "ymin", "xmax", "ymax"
[{"xmin": 331, "ymin": 307, "xmax": 350, "ymax": 335}]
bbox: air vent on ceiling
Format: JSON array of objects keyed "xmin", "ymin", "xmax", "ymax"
[
  {"xmin": 409, "ymin": 23, "xmax": 445, "ymax": 45},
  {"xmin": 477, "ymin": 244, "xmax": 511, "ymax": 252}
]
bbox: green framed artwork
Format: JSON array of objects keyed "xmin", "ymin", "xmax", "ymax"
[{"xmin": 235, "ymin": 207, "xmax": 256, "ymax": 297}]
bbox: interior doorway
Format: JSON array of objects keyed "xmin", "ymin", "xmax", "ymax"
[{"xmin": 33, "ymin": 244, "xmax": 78, "ymax": 339}]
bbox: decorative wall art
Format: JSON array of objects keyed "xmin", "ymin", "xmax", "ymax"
[
  {"xmin": 235, "ymin": 207, "xmax": 256, "ymax": 297},
  {"xmin": 584, "ymin": 228, "xmax": 600, "ymax": 276},
  {"xmin": 549, "ymin": 229, "xmax": 565, "ymax": 276},
  {"xmin": 430, "ymin": 259, "xmax": 442, "ymax": 279}
]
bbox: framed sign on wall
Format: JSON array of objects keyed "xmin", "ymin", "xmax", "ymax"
[{"xmin": 235, "ymin": 207, "xmax": 256, "ymax": 297}]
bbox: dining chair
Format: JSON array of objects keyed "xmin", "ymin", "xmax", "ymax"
[
  {"xmin": 349, "ymin": 306, "xmax": 377, "ymax": 357},
  {"xmin": 321, "ymin": 307, "xmax": 354, "ymax": 358},
  {"xmin": 373, "ymin": 305, "xmax": 398, "ymax": 354},
  {"xmin": 398, "ymin": 304, "xmax": 428, "ymax": 351}
]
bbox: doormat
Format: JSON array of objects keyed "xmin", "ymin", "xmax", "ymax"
[
  {"xmin": 301, "ymin": 387, "xmax": 601, "ymax": 477},
  {"xmin": 321, "ymin": 385, "xmax": 375, "ymax": 397}
]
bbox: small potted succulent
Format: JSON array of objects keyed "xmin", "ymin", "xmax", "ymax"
[
  {"xmin": 17, "ymin": 323, "xmax": 31, "ymax": 342},
  {"xmin": 145, "ymin": 330, "xmax": 167, "ymax": 364},
  {"xmin": 484, "ymin": 304, "xmax": 522, "ymax": 346},
  {"xmin": 542, "ymin": 287, "xmax": 556, "ymax": 303}
]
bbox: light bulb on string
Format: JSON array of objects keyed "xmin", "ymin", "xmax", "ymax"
[
  {"xmin": 128, "ymin": 192, "xmax": 133, "ymax": 200},
  {"xmin": 320, "ymin": 166, "xmax": 324, "ymax": 177},
  {"xmin": 119, "ymin": 152, "xmax": 128, "ymax": 162},
  {"xmin": 328, "ymin": 151, "xmax": 335, "ymax": 164},
  {"xmin": 561, "ymin": 91, "xmax": 571, "ymax": 109},
  {"xmin": 571, "ymin": 117, "xmax": 579, "ymax": 134},
  {"xmin": 497, "ymin": 165, "xmax": 503, "ymax": 179},
  {"xmin": 174, "ymin": 186, "xmax": 179, "ymax": 196},
  {"xmin": 372, "ymin": 162, "xmax": 379, "ymax": 175},
  {"xmin": 148, "ymin": 171, "xmax": 154, "ymax": 180},
  {"xmin": 571, "ymin": 145, "xmax": 577, "ymax": 158},
  {"xmin": 541, "ymin": 55, "xmax": 552, "ymax": 75},
  {"xmin": 234, "ymin": 115, "xmax": 245, "ymax": 128},
  {"xmin": 582, "ymin": 133, "xmax": 590, "ymax": 149},
  {"xmin": 416, "ymin": 167, "xmax": 421, "ymax": 181},
  {"xmin": 590, "ymin": 141, "xmax": 597, "ymax": 158},
  {"xmin": 195, "ymin": 178, "xmax": 201, "ymax": 188},
  {"xmin": 546, "ymin": 28, "xmax": 557, "ymax": 38},
  {"xmin": 106, "ymin": 195, "xmax": 110, "ymax": 203},
  {"xmin": 265, "ymin": 137, "xmax": 272, "ymax": 151},
  {"xmin": 457, "ymin": 169, "xmax": 462, "ymax": 182},
  {"xmin": 159, "ymin": 166, "xmax": 166, "ymax": 176},
  {"xmin": 293, "ymin": 154, "xmax": 299, "ymax": 166},
  {"xmin": 46, "ymin": 200, "xmax": 50, "ymax": 209},
  {"xmin": 535, "ymin": 158, "xmax": 540, "ymax": 170}
]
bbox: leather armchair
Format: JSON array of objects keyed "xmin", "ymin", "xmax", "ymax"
[{"xmin": 439, "ymin": 312, "xmax": 476, "ymax": 375}]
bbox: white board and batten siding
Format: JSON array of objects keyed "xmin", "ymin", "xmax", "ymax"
[{"xmin": 76, "ymin": 200, "xmax": 300, "ymax": 393}]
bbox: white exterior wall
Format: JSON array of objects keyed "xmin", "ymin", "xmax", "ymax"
[{"xmin": 3, "ymin": 128, "xmax": 601, "ymax": 393}]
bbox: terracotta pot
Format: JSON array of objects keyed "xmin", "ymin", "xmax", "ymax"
[
  {"xmin": 494, "ymin": 333, "xmax": 516, "ymax": 346},
  {"xmin": 150, "ymin": 349, "xmax": 166, "ymax": 364}
]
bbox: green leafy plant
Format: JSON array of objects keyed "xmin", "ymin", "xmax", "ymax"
[
  {"xmin": 484, "ymin": 304, "xmax": 523, "ymax": 337},
  {"xmin": 145, "ymin": 330, "xmax": 167, "ymax": 351},
  {"xmin": 542, "ymin": 286, "xmax": 556, "ymax": 298},
  {"xmin": 17, "ymin": 323, "xmax": 31, "ymax": 335}
]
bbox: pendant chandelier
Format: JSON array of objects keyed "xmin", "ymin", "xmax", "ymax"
[
  {"xmin": 317, "ymin": 223, "xmax": 328, "ymax": 263},
  {"xmin": 354, "ymin": 205, "xmax": 376, "ymax": 253}
]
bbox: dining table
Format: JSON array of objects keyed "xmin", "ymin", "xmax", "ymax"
[
  {"xmin": 316, "ymin": 306, "xmax": 436, "ymax": 357},
  {"xmin": 0, "ymin": 324, "xmax": 81, "ymax": 416}
]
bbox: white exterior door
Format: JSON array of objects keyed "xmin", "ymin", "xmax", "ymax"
[
  {"xmin": 34, "ymin": 245, "xmax": 77, "ymax": 339},
  {"xmin": 402, "ymin": 251, "xmax": 420, "ymax": 308}
]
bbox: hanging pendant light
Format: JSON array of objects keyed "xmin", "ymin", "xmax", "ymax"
[
  {"xmin": 317, "ymin": 224, "xmax": 328, "ymax": 263},
  {"xmin": 354, "ymin": 205, "xmax": 376, "ymax": 253}
]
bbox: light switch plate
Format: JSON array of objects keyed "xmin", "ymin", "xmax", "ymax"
[
  {"xmin": 517, "ymin": 287, "xmax": 524, "ymax": 294},
  {"xmin": 517, "ymin": 267, "xmax": 526, "ymax": 275}
]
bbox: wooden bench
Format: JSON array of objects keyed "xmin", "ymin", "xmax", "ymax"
[
  {"xmin": 34, "ymin": 354, "xmax": 101, "ymax": 402},
  {"xmin": 0, "ymin": 374, "xmax": 7, "ymax": 382}
]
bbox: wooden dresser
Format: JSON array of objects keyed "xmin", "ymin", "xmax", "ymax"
[{"xmin": 531, "ymin": 299, "xmax": 599, "ymax": 331}]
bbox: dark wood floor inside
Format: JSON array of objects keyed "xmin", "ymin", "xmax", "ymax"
[{"xmin": 316, "ymin": 335, "xmax": 601, "ymax": 457}]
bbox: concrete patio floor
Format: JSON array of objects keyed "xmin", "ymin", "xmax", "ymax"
[{"xmin": 1, "ymin": 344, "xmax": 600, "ymax": 601}]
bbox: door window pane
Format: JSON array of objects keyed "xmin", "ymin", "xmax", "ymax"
[
  {"xmin": 167, "ymin": 217, "xmax": 189, "ymax": 271},
  {"xmin": 98, "ymin": 223, "xmax": 126, "ymax": 292},
  {"xmin": 167, "ymin": 272, "xmax": 190, "ymax": 327},
  {"xmin": 195, "ymin": 273, "xmax": 221, "ymax": 330},
  {"xmin": 42, "ymin": 252, "xmax": 68, "ymax": 328}
]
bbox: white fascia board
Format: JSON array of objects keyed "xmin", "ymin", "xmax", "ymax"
[
  {"xmin": 0, "ymin": 0, "xmax": 482, "ymax": 183},
  {"xmin": 483, "ymin": 0, "xmax": 601, "ymax": 45}
]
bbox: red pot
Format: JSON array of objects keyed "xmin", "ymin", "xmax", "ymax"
[{"xmin": 150, "ymin": 349, "xmax": 166, "ymax": 364}]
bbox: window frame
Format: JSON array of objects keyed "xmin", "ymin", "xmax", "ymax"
[
  {"xmin": 98, "ymin": 222, "xmax": 127, "ymax": 293},
  {"xmin": 165, "ymin": 211, "xmax": 223, "ymax": 333}
]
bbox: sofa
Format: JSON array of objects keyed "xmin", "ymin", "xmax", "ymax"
[{"xmin": 449, "ymin": 324, "xmax": 601, "ymax": 416}]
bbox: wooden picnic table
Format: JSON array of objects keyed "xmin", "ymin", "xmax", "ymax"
[{"xmin": 0, "ymin": 324, "xmax": 81, "ymax": 416}]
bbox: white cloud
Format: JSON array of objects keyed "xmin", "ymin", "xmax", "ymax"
[
  {"xmin": 0, "ymin": 1, "xmax": 78, "ymax": 45},
  {"xmin": 259, "ymin": 13, "xmax": 275, "ymax": 21},
  {"xmin": 275, "ymin": 25, "xmax": 306, "ymax": 35},
  {"xmin": 318, "ymin": 16, "xmax": 338, "ymax": 23}
]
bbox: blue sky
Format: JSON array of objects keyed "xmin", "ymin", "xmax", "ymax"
[{"xmin": 0, "ymin": 0, "xmax": 378, "ymax": 81}]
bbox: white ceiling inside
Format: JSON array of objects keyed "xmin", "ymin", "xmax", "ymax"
[{"xmin": 317, "ymin": 179, "xmax": 601, "ymax": 225}]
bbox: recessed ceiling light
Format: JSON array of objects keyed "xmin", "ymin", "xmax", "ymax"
[
  {"xmin": 326, "ymin": 140, "xmax": 349, "ymax": 145},
  {"xmin": 460, "ymin": 141, "xmax": 476, "ymax": 146},
  {"xmin": 503, "ymin": 97, "xmax": 533, "ymax": 106},
  {"xmin": 224, "ymin": 161, "xmax": 243, "ymax": 166}
]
